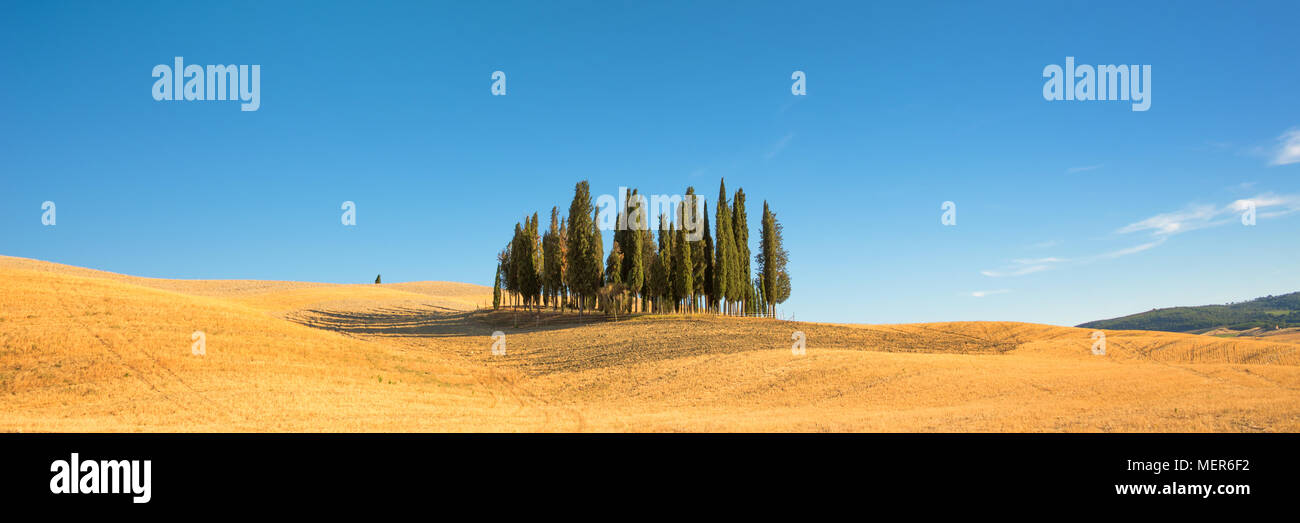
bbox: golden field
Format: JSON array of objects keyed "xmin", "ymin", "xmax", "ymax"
[{"xmin": 2, "ymin": 255, "xmax": 1298, "ymax": 432}]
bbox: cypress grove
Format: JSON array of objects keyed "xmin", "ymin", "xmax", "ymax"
[{"xmin": 493, "ymin": 179, "xmax": 790, "ymax": 318}]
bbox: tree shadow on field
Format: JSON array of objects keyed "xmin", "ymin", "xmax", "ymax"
[
  {"xmin": 287, "ymin": 305, "xmax": 635, "ymax": 339},
  {"xmin": 288, "ymin": 303, "xmax": 1022, "ymax": 368}
]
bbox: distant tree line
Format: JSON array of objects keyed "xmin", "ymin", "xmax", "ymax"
[
  {"xmin": 1077, "ymin": 292, "xmax": 1300, "ymax": 332},
  {"xmin": 492, "ymin": 179, "xmax": 790, "ymax": 318}
]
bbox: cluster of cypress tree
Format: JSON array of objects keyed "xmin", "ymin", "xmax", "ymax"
[{"xmin": 493, "ymin": 179, "xmax": 790, "ymax": 317}]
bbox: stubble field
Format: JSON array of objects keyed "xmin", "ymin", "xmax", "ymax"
[{"xmin": 3, "ymin": 255, "xmax": 1298, "ymax": 432}]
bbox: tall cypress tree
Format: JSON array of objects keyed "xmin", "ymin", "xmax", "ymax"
[
  {"xmin": 648, "ymin": 246, "xmax": 663, "ymax": 313},
  {"xmin": 492, "ymin": 265, "xmax": 502, "ymax": 310},
  {"xmin": 618, "ymin": 189, "xmax": 644, "ymax": 289},
  {"xmin": 613, "ymin": 191, "xmax": 630, "ymax": 284},
  {"xmin": 759, "ymin": 202, "xmax": 778, "ymax": 317},
  {"xmin": 529, "ymin": 212, "xmax": 543, "ymax": 309},
  {"xmin": 566, "ymin": 181, "xmax": 595, "ymax": 313},
  {"xmin": 508, "ymin": 223, "xmax": 523, "ymax": 308},
  {"xmin": 519, "ymin": 215, "xmax": 529, "ymax": 309},
  {"xmin": 543, "ymin": 207, "xmax": 562, "ymax": 309},
  {"xmin": 700, "ymin": 201, "xmax": 714, "ymax": 313},
  {"xmin": 497, "ymin": 247, "xmax": 512, "ymax": 308},
  {"xmin": 625, "ymin": 222, "xmax": 644, "ymax": 313},
  {"xmin": 685, "ymin": 187, "xmax": 706, "ymax": 313},
  {"xmin": 613, "ymin": 188, "xmax": 634, "ymax": 282},
  {"xmin": 673, "ymin": 205, "xmax": 694, "ymax": 313},
  {"xmin": 639, "ymin": 215, "xmax": 656, "ymax": 312},
  {"xmin": 732, "ymin": 188, "xmax": 750, "ymax": 314},
  {"xmin": 656, "ymin": 212, "xmax": 672, "ymax": 312},
  {"xmin": 714, "ymin": 179, "xmax": 733, "ymax": 315},
  {"xmin": 588, "ymin": 211, "xmax": 605, "ymax": 311},
  {"xmin": 517, "ymin": 214, "xmax": 542, "ymax": 311},
  {"xmin": 766, "ymin": 203, "xmax": 791, "ymax": 315},
  {"xmin": 558, "ymin": 216, "xmax": 569, "ymax": 310}
]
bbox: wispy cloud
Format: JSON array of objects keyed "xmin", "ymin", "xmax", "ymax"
[
  {"xmin": 980, "ymin": 259, "xmax": 1062, "ymax": 278},
  {"xmin": 1092, "ymin": 238, "xmax": 1166, "ymax": 260},
  {"xmin": 1248, "ymin": 193, "xmax": 1300, "ymax": 219},
  {"xmin": 1011, "ymin": 257, "xmax": 1066, "ymax": 265},
  {"xmin": 1270, "ymin": 128, "xmax": 1300, "ymax": 166},
  {"xmin": 970, "ymin": 289, "xmax": 1010, "ymax": 298},
  {"xmin": 763, "ymin": 133, "xmax": 794, "ymax": 160},
  {"xmin": 1115, "ymin": 203, "xmax": 1223, "ymax": 236},
  {"xmin": 981, "ymin": 192, "xmax": 1300, "ymax": 278},
  {"xmin": 1066, "ymin": 164, "xmax": 1103, "ymax": 174},
  {"xmin": 1117, "ymin": 193, "xmax": 1300, "ymax": 237}
]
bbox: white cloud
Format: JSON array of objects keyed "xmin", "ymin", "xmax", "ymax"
[
  {"xmin": 1066, "ymin": 164, "xmax": 1102, "ymax": 174},
  {"xmin": 1115, "ymin": 203, "xmax": 1221, "ymax": 236},
  {"xmin": 970, "ymin": 289, "xmax": 1010, "ymax": 298},
  {"xmin": 1117, "ymin": 193, "xmax": 1300, "ymax": 237},
  {"xmin": 1270, "ymin": 129, "xmax": 1300, "ymax": 166},
  {"xmin": 981, "ymin": 192, "xmax": 1299, "ymax": 278}
]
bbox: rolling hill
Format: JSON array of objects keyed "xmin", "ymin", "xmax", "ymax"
[
  {"xmin": 1078, "ymin": 292, "xmax": 1300, "ymax": 333},
  {"xmin": 3, "ymin": 255, "xmax": 1299, "ymax": 432}
]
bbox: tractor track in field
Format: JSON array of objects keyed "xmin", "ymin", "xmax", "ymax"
[{"xmin": 33, "ymin": 278, "xmax": 245, "ymax": 426}]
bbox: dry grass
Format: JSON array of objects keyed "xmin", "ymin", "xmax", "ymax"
[
  {"xmin": 3, "ymin": 255, "xmax": 1298, "ymax": 432},
  {"xmin": 1206, "ymin": 326, "xmax": 1300, "ymax": 345}
]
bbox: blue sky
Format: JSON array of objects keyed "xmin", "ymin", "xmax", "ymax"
[{"xmin": 2, "ymin": 1, "xmax": 1297, "ymax": 326}]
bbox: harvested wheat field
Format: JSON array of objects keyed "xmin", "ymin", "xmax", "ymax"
[{"xmin": 2, "ymin": 254, "xmax": 1298, "ymax": 432}]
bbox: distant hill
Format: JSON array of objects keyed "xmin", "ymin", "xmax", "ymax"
[{"xmin": 1078, "ymin": 292, "xmax": 1300, "ymax": 333}]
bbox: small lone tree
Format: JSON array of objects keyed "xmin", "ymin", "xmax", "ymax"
[{"xmin": 375, "ymin": 274, "xmax": 382, "ymax": 284}]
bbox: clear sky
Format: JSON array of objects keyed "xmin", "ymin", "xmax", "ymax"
[{"xmin": 2, "ymin": 1, "xmax": 1297, "ymax": 326}]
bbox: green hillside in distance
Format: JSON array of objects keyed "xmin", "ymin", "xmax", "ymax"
[{"xmin": 1078, "ymin": 292, "xmax": 1300, "ymax": 333}]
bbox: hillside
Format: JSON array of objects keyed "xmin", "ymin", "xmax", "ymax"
[
  {"xmin": 3, "ymin": 255, "xmax": 1299, "ymax": 432},
  {"xmin": 1078, "ymin": 292, "xmax": 1300, "ymax": 333}
]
